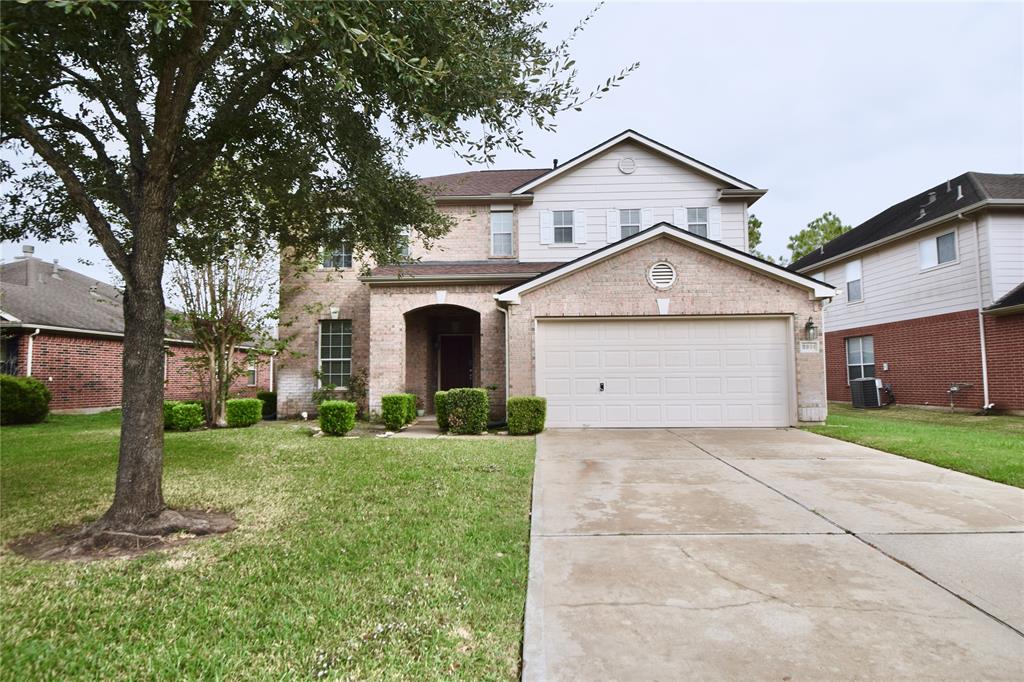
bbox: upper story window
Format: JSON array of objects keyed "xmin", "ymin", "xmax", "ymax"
[
  {"xmin": 322, "ymin": 242, "xmax": 352, "ymax": 269},
  {"xmin": 620, "ymin": 209, "xmax": 642, "ymax": 238},
  {"xmin": 687, "ymin": 207, "xmax": 709, "ymax": 237},
  {"xmin": 319, "ymin": 319, "xmax": 352, "ymax": 388},
  {"xmin": 845, "ymin": 259, "xmax": 863, "ymax": 303},
  {"xmin": 553, "ymin": 210, "xmax": 574, "ymax": 244},
  {"xmin": 491, "ymin": 212, "xmax": 514, "ymax": 257},
  {"xmin": 399, "ymin": 228, "xmax": 411, "ymax": 260},
  {"xmin": 845, "ymin": 335, "xmax": 875, "ymax": 383},
  {"xmin": 919, "ymin": 230, "xmax": 957, "ymax": 269}
]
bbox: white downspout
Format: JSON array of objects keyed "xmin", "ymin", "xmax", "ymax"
[
  {"xmin": 26, "ymin": 328, "xmax": 40, "ymax": 376},
  {"xmin": 969, "ymin": 217, "xmax": 992, "ymax": 408},
  {"xmin": 269, "ymin": 350, "xmax": 277, "ymax": 392},
  {"xmin": 497, "ymin": 303, "xmax": 510, "ymax": 421}
]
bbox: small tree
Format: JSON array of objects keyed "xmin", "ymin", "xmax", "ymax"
[
  {"xmin": 787, "ymin": 212, "xmax": 851, "ymax": 262},
  {"xmin": 169, "ymin": 250, "xmax": 278, "ymax": 427}
]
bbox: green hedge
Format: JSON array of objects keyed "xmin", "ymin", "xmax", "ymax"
[
  {"xmin": 446, "ymin": 388, "xmax": 488, "ymax": 435},
  {"xmin": 226, "ymin": 398, "xmax": 262, "ymax": 428},
  {"xmin": 163, "ymin": 400, "xmax": 181, "ymax": 429},
  {"xmin": 381, "ymin": 394, "xmax": 408, "ymax": 430},
  {"xmin": 405, "ymin": 393, "xmax": 418, "ymax": 423},
  {"xmin": 319, "ymin": 400, "xmax": 356, "ymax": 435},
  {"xmin": 434, "ymin": 391, "xmax": 450, "ymax": 432},
  {"xmin": 169, "ymin": 402, "xmax": 204, "ymax": 431},
  {"xmin": 507, "ymin": 396, "xmax": 546, "ymax": 435},
  {"xmin": 256, "ymin": 391, "xmax": 277, "ymax": 418},
  {"xmin": 0, "ymin": 375, "xmax": 51, "ymax": 425}
]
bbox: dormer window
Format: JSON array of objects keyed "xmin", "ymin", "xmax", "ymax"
[{"xmin": 322, "ymin": 242, "xmax": 352, "ymax": 269}]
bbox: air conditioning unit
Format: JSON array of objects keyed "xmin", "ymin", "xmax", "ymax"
[{"xmin": 851, "ymin": 377, "xmax": 884, "ymax": 408}]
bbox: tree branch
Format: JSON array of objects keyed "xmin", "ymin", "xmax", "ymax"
[{"xmin": 12, "ymin": 114, "xmax": 131, "ymax": 278}]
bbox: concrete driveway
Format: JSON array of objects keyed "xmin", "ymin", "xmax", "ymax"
[{"xmin": 523, "ymin": 428, "xmax": 1024, "ymax": 680}]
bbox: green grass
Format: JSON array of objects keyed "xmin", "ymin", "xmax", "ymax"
[
  {"xmin": 805, "ymin": 403, "xmax": 1024, "ymax": 487},
  {"xmin": 0, "ymin": 411, "xmax": 536, "ymax": 680}
]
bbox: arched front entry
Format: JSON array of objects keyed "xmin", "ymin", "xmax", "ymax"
[{"xmin": 403, "ymin": 304, "xmax": 481, "ymax": 413}]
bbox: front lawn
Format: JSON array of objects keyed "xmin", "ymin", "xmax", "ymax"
[
  {"xmin": 1, "ymin": 411, "xmax": 535, "ymax": 680},
  {"xmin": 805, "ymin": 403, "xmax": 1024, "ymax": 488}
]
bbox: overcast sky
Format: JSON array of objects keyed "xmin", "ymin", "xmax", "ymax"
[{"xmin": 3, "ymin": 0, "xmax": 1021, "ymax": 279}]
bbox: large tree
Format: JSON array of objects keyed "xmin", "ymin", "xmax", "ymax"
[
  {"xmin": 787, "ymin": 211, "xmax": 851, "ymax": 262},
  {"xmin": 1, "ymin": 0, "xmax": 632, "ymax": 539}
]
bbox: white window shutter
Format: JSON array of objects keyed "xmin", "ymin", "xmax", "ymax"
[
  {"xmin": 573, "ymin": 209, "xmax": 587, "ymax": 243},
  {"xmin": 708, "ymin": 206, "xmax": 722, "ymax": 241},
  {"xmin": 641, "ymin": 208, "xmax": 654, "ymax": 230},
  {"xmin": 673, "ymin": 208, "xmax": 687, "ymax": 229},
  {"xmin": 540, "ymin": 210, "xmax": 553, "ymax": 245},
  {"xmin": 606, "ymin": 209, "xmax": 620, "ymax": 242}
]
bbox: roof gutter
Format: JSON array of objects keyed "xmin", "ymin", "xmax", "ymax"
[
  {"xmin": 718, "ymin": 188, "xmax": 768, "ymax": 205},
  {"xmin": 983, "ymin": 303, "xmax": 1024, "ymax": 316},
  {"xmin": 793, "ymin": 199, "xmax": 1023, "ymax": 273},
  {"xmin": 0, "ymin": 322, "xmax": 262, "ymax": 350},
  {"xmin": 360, "ymin": 272, "xmax": 545, "ymax": 285},
  {"xmin": 432, "ymin": 193, "xmax": 534, "ymax": 205}
]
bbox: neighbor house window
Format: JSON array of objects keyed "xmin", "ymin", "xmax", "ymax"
[
  {"xmin": 687, "ymin": 207, "xmax": 708, "ymax": 237},
  {"xmin": 491, "ymin": 212, "xmax": 514, "ymax": 256},
  {"xmin": 845, "ymin": 259, "xmax": 863, "ymax": 303},
  {"xmin": 319, "ymin": 319, "xmax": 352, "ymax": 388},
  {"xmin": 919, "ymin": 230, "xmax": 957, "ymax": 269},
  {"xmin": 399, "ymin": 228, "xmax": 411, "ymax": 259},
  {"xmin": 322, "ymin": 242, "xmax": 352, "ymax": 269},
  {"xmin": 553, "ymin": 210, "xmax": 574, "ymax": 244},
  {"xmin": 246, "ymin": 362, "xmax": 257, "ymax": 387},
  {"xmin": 845, "ymin": 336, "xmax": 875, "ymax": 383},
  {"xmin": 620, "ymin": 209, "xmax": 642, "ymax": 238}
]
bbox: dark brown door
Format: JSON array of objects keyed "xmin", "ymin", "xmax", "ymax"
[{"xmin": 439, "ymin": 335, "xmax": 473, "ymax": 390}]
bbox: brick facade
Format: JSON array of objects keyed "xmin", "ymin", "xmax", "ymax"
[
  {"xmin": 5, "ymin": 331, "xmax": 270, "ymax": 412},
  {"xmin": 506, "ymin": 235, "xmax": 828, "ymax": 424},
  {"xmin": 823, "ymin": 310, "xmax": 1024, "ymax": 411}
]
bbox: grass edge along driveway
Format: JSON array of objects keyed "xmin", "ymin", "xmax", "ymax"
[
  {"xmin": 1, "ymin": 411, "xmax": 535, "ymax": 680},
  {"xmin": 804, "ymin": 402, "xmax": 1024, "ymax": 488}
]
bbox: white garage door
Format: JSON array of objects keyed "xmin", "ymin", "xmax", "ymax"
[{"xmin": 536, "ymin": 318, "xmax": 792, "ymax": 428}]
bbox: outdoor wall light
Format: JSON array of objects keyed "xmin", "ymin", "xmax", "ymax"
[
  {"xmin": 804, "ymin": 316, "xmax": 818, "ymax": 341},
  {"xmin": 329, "ymin": 306, "xmax": 340, "ymax": 320}
]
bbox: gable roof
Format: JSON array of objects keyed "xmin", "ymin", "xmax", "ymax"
[
  {"xmin": 790, "ymin": 172, "xmax": 1024, "ymax": 272},
  {"xmin": 510, "ymin": 129, "xmax": 762, "ymax": 194},
  {"xmin": 496, "ymin": 223, "xmax": 834, "ymax": 302},
  {"xmin": 418, "ymin": 168, "xmax": 549, "ymax": 198}
]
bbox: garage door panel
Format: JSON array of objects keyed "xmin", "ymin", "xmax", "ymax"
[{"xmin": 537, "ymin": 318, "xmax": 791, "ymax": 428}]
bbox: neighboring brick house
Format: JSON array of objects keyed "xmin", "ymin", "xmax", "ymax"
[
  {"xmin": 0, "ymin": 248, "xmax": 272, "ymax": 412},
  {"xmin": 278, "ymin": 130, "xmax": 835, "ymax": 427},
  {"xmin": 790, "ymin": 173, "xmax": 1024, "ymax": 413}
]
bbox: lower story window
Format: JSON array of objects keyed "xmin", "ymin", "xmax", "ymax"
[
  {"xmin": 846, "ymin": 335, "xmax": 875, "ymax": 382},
  {"xmin": 320, "ymin": 319, "xmax": 352, "ymax": 388},
  {"xmin": 246, "ymin": 363, "xmax": 257, "ymax": 386}
]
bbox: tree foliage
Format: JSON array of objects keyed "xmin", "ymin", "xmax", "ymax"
[
  {"xmin": 787, "ymin": 211, "xmax": 851, "ymax": 262},
  {"xmin": 0, "ymin": 0, "xmax": 629, "ymax": 534}
]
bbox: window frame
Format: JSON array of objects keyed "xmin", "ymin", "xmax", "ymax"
[
  {"xmin": 845, "ymin": 259, "xmax": 863, "ymax": 304},
  {"xmin": 619, "ymin": 208, "xmax": 642, "ymax": 238},
  {"xmin": 321, "ymin": 242, "xmax": 353, "ymax": 269},
  {"xmin": 919, "ymin": 229, "xmax": 958, "ymax": 271},
  {"xmin": 490, "ymin": 211, "xmax": 514, "ymax": 257},
  {"xmin": 246, "ymin": 362, "xmax": 257, "ymax": 387},
  {"xmin": 686, "ymin": 207, "xmax": 709, "ymax": 238},
  {"xmin": 845, "ymin": 335, "xmax": 876, "ymax": 385},
  {"xmin": 318, "ymin": 319, "xmax": 353, "ymax": 389},
  {"xmin": 552, "ymin": 210, "xmax": 574, "ymax": 244}
]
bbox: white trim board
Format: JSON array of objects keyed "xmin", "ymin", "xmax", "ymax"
[{"xmin": 496, "ymin": 223, "xmax": 836, "ymax": 302}]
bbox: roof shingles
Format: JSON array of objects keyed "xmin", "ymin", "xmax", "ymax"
[{"xmin": 417, "ymin": 168, "xmax": 549, "ymax": 197}]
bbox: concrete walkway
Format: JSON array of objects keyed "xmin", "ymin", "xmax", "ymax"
[{"xmin": 523, "ymin": 428, "xmax": 1024, "ymax": 680}]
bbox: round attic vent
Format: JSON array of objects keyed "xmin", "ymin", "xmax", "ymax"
[
  {"xmin": 618, "ymin": 156, "xmax": 636, "ymax": 174},
  {"xmin": 648, "ymin": 261, "xmax": 676, "ymax": 289}
]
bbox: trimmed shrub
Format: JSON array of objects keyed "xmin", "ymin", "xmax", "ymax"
[
  {"xmin": 0, "ymin": 375, "xmax": 51, "ymax": 425},
  {"xmin": 163, "ymin": 400, "xmax": 181, "ymax": 430},
  {"xmin": 169, "ymin": 402, "xmax": 204, "ymax": 431},
  {"xmin": 256, "ymin": 391, "xmax": 277, "ymax": 419},
  {"xmin": 446, "ymin": 387, "xmax": 488, "ymax": 435},
  {"xmin": 434, "ymin": 391, "xmax": 450, "ymax": 432},
  {"xmin": 381, "ymin": 394, "xmax": 408, "ymax": 431},
  {"xmin": 226, "ymin": 398, "xmax": 262, "ymax": 428},
  {"xmin": 404, "ymin": 393, "xmax": 418, "ymax": 424},
  {"xmin": 507, "ymin": 396, "xmax": 547, "ymax": 435},
  {"xmin": 319, "ymin": 400, "xmax": 357, "ymax": 435}
]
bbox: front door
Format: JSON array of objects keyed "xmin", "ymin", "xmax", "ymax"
[{"xmin": 439, "ymin": 335, "xmax": 474, "ymax": 390}]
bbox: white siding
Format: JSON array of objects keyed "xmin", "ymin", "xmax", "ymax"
[
  {"xmin": 820, "ymin": 222, "xmax": 982, "ymax": 332},
  {"xmin": 517, "ymin": 141, "xmax": 747, "ymax": 261},
  {"xmin": 984, "ymin": 211, "xmax": 1024, "ymax": 303}
]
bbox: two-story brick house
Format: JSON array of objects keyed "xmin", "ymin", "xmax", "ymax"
[
  {"xmin": 790, "ymin": 173, "xmax": 1024, "ymax": 412},
  {"xmin": 277, "ymin": 130, "xmax": 835, "ymax": 428}
]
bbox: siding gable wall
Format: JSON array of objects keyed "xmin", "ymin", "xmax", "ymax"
[{"xmin": 517, "ymin": 141, "xmax": 747, "ymax": 261}]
